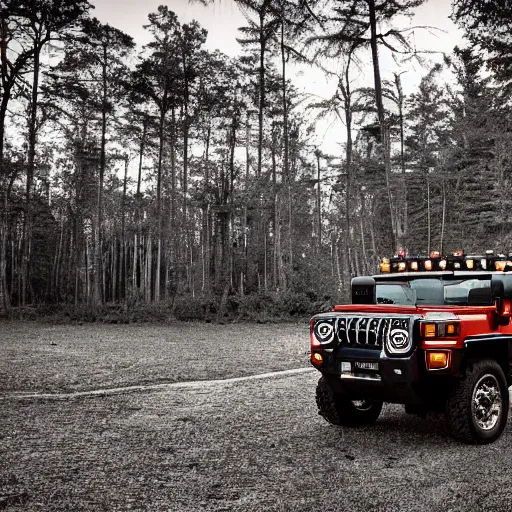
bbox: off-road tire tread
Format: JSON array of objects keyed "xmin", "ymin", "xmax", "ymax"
[
  {"xmin": 316, "ymin": 376, "xmax": 382, "ymax": 427},
  {"xmin": 316, "ymin": 376, "xmax": 343, "ymax": 425},
  {"xmin": 446, "ymin": 359, "xmax": 508, "ymax": 444}
]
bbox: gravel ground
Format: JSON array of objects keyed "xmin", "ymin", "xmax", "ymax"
[
  {"xmin": 2, "ymin": 322, "xmax": 512, "ymax": 511},
  {"xmin": 2, "ymin": 372, "xmax": 512, "ymax": 511},
  {"xmin": 0, "ymin": 322, "xmax": 310, "ymax": 394}
]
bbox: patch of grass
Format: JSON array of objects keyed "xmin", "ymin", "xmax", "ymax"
[{"xmin": 0, "ymin": 321, "xmax": 310, "ymax": 394}]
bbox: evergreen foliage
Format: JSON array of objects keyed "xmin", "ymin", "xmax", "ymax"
[{"xmin": 0, "ymin": 0, "xmax": 511, "ymax": 319}]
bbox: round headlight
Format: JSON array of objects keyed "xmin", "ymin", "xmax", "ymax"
[
  {"xmin": 314, "ymin": 319, "xmax": 335, "ymax": 344},
  {"xmin": 386, "ymin": 326, "xmax": 411, "ymax": 354}
]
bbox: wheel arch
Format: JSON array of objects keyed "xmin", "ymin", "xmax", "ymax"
[{"xmin": 463, "ymin": 336, "xmax": 512, "ymax": 386}]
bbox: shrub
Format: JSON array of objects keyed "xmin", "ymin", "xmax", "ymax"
[
  {"xmin": 173, "ymin": 296, "xmax": 217, "ymax": 321},
  {"xmin": 2, "ymin": 290, "xmax": 336, "ymax": 324}
]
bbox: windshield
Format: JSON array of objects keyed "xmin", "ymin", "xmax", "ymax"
[{"xmin": 375, "ymin": 277, "xmax": 492, "ymax": 306}]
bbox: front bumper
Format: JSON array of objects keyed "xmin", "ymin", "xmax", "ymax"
[{"xmin": 315, "ymin": 345, "xmax": 462, "ymax": 406}]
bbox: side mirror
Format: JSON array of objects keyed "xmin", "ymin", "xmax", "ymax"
[
  {"xmin": 491, "ymin": 275, "xmax": 512, "ymax": 323},
  {"xmin": 491, "ymin": 275, "xmax": 512, "ymax": 300},
  {"xmin": 491, "ymin": 276, "xmax": 504, "ymax": 299},
  {"xmin": 351, "ymin": 276, "xmax": 376, "ymax": 304}
]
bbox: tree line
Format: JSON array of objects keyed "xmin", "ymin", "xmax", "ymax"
[{"xmin": 0, "ymin": 0, "xmax": 511, "ymax": 317}]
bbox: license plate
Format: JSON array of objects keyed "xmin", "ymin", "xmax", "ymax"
[{"xmin": 354, "ymin": 361, "xmax": 379, "ymax": 371}]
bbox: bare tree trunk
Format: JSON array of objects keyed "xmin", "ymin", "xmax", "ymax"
[
  {"xmin": 369, "ymin": 0, "xmax": 396, "ymax": 249},
  {"xmin": 242, "ymin": 112, "xmax": 251, "ymax": 295},
  {"xmin": 272, "ymin": 126, "xmax": 278, "ymax": 288},
  {"xmin": 440, "ymin": 177, "xmax": 446, "ymax": 253},
  {"xmin": 288, "ymin": 182, "xmax": 293, "ymax": 283},
  {"xmin": 90, "ymin": 42, "xmax": 109, "ymax": 310},
  {"xmin": 257, "ymin": 9, "xmax": 266, "ymax": 178},
  {"xmin": 335, "ymin": 237, "xmax": 343, "ymax": 293},
  {"xmin": 52, "ymin": 214, "xmax": 64, "ymax": 302},
  {"xmin": 427, "ymin": 176, "xmax": 431, "ymax": 254},
  {"xmin": 281, "ymin": 11, "xmax": 289, "ymax": 183},
  {"xmin": 134, "ymin": 118, "xmax": 147, "ymax": 300},
  {"xmin": 0, "ymin": 200, "xmax": 8, "ymax": 314},
  {"xmin": 121, "ymin": 155, "xmax": 128, "ymax": 302},
  {"xmin": 145, "ymin": 234, "xmax": 152, "ymax": 303},
  {"xmin": 202, "ymin": 122, "xmax": 211, "ymax": 294},
  {"xmin": 229, "ymin": 115, "xmax": 237, "ymax": 292},
  {"xmin": 155, "ymin": 102, "xmax": 167, "ymax": 302},
  {"xmin": 316, "ymin": 150, "xmax": 321, "ymax": 255},
  {"xmin": 395, "ymin": 72, "xmax": 408, "ymax": 249},
  {"xmin": 170, "ymin": 106, "xmax": 177, "ymax": 292},
  {"xmin": 21, "ymin": 30, "xmax": 43, "ymax": 306},
  {"xmin": 0, "ymin": 20, "xmax": 10, "ymax": 314},
  {"xmin": 182, "ymin": 95, "xmax": 190, "ymax": 292},
  {"xmin": 358, "ymin": 191, "xmax": 368, "ymax": 274}
]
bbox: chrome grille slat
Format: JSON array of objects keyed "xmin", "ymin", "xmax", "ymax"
[
  {"xmin": 375, "ymin": 318, "xmax": 383, "ymax": 347},
  {"xmin": 345, "ymin": 318, "xmax": 351, "ymax": 345},
  {"xmin": 355, "ymin": 318, "xmax": 362, "ymax": 345}
]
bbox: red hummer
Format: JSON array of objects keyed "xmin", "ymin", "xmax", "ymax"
[{"xmin": 310, "ymin": 250, "xmax": 512, "ymax": 444}]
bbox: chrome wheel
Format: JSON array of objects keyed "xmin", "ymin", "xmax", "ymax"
[
  {"xmin": 472, "ymin": 373, "xmax": 502, "ymax": 431},
  {"xmin": 351, "ymin": 400, "xmax": 373, "ymax": 411}
]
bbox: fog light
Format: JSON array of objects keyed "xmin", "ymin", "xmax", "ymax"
[
  {"xmin": 426, "ymin": 351, "xmax": 450, "ymax": 370},
  {"xmin": 311, "ymin": 352, "xmax": 323, "ymax": 365}
]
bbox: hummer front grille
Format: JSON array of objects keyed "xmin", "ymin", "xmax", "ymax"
[{"xmin": 336, "ymin": 316, "xmax": 410, "ymax": 350}]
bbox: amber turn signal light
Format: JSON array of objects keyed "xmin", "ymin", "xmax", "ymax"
[
  {"xmin": 311, "ymin": 352, "xmax": 323, "ymax": 365},
  {"xmin": 426, "ymin": 351, "xmax": 450, "ymax": 370},
  {"xmin": 424, "ymin": 323, "xmax": 436, "ymax": 337},
  {"xmin": 421, "ymin": 321, "xmax": 459, "ymax": 338}
]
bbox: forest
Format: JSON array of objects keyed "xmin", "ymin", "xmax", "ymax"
[{"xmin": 0, "ymin": 0, "xmax": 511, "ymax": 320}]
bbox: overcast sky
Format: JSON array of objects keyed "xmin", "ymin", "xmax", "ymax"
[{"xmin": 89, "ymin": 0, "xmax": 465, "ymax": 155}]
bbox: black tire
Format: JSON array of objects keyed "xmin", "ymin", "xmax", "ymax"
[
  {"xmin": 446, "ymin": 359, "xmax": 509, "ymax": 444},
  {"xmin": 316, "ymin": 376, "xmax": 383, "ymax": 427}
]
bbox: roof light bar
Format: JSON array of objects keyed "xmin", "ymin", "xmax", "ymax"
[{"xmin": 378, "ymin": 250, "xmax": 512, "ymax": 273}]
